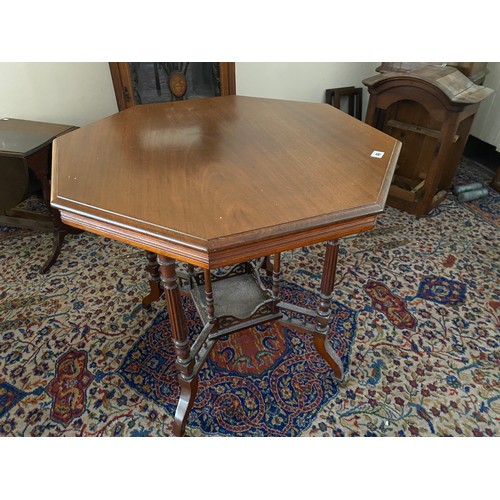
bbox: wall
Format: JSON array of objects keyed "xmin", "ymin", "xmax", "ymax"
[
  {"xmin": 2, "ymin": 62, "xmax": 497, "ymax": 140},
  {"xmin": 469, "ymin": 62, "xmax": 500, "ymax": 152},
  {"xmin": 236, "ymin": 62, "xmax": 379, "ymax": 118},
  {"xmin": 0, "ymin": 62, "xmax": 118, "ymax": 126},
  {"xmin": 0, "ymin": 62, "xmax": 379, "ymax": 127}
]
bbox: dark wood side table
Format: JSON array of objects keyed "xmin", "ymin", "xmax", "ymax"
[{"xmin": 0, "ymin": 118, "xmax": 80, "ymax": 273}]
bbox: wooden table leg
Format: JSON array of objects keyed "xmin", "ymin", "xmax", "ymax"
[
  {"xmin": 203, "ymin": 268, "xmax": 216, "ymax": 323},
  {"xmin": 40, "ymin": 230, "xmax": 65, "ymax": 274},
  {"xmin": 142, "ymin": 251, "xmax": 162, "ymax": 309},
  {"xmin": 272, "ymin": 253, "xmax": 281, "ymax": 312},
  {"xmin": 157, "ymin": 254, "xmax": 197, "ymax": 436},
  {"xmin": 314, "ymin": 240, "xmax": 344, "ymax": 380},
  {"xmin": 27, "ymin": 147, "xmax": 82, "ymax": 273},
  {"xmin": 40, "ymin": 226, "xmax": 82, "ymax": 274}
]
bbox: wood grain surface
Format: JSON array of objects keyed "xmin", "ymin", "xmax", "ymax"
[{"xmin": 51, "ymin": 96, "xmax": 400, "ymax": 266}]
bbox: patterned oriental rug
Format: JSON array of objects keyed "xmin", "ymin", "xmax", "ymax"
[{"xmin": 0, "ymin": 157, "xmax": 498, "ymax": 437}]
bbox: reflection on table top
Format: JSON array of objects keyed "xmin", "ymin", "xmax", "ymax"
[{"xmin": 51, "ymin": 96, "xmax": 401, "ymax": 267}]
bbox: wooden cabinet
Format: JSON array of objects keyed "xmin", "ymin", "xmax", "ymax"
[
  {"xmin": 363, "ymin": 65, "xmax": 494, "ymax": 216},
  {"xmin": 376, "ymin": 62, "xmax": 489, "ymax": 84},
  {"xmin": 109, "ymin": 62, "xmax": 236, "ymax": 111}
]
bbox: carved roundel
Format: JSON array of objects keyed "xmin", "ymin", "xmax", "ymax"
[{"xmin": 168, "ymin": 71, "xmax": 188, "ymax": 99}]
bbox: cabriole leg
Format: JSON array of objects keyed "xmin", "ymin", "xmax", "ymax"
[{"xmin": 40, "ymin": 230, "xmax": 66, "ymax": 274}]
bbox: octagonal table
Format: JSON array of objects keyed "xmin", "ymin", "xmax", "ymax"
[{"xmin": 51, "ymin": 96, "xmax": 401, "ymax": 436}]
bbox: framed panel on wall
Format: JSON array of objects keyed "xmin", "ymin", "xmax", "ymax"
[{"xmin": 109, "ymin": 62, "xmax": 236, "ymax": 111}]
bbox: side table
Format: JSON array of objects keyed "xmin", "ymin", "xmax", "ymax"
[{"xmin": 0, "ymin": 117, "xmax": 80, "ymax": 273}]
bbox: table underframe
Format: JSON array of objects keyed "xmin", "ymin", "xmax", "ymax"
[{"xmin": 142, "ymin": 240, "xmax": 344, "ymax": 437}]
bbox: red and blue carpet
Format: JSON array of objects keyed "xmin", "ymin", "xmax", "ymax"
[{"xmin": 0, "ymin": 157, "xmax": 498, "ymax": 436}]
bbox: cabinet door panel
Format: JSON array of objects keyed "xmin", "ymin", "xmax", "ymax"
[{"xmin": 109, "ymin": 62, "xmax": 235, "ymax": 110}]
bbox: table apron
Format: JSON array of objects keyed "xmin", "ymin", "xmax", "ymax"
[{"xmin": 57, "ymin": 208, "xmax": 377, "ymax": 268}]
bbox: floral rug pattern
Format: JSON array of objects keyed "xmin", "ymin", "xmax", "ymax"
[{"xmin": 0, "ymin": 158, "xmax": 498, "ymax": 437}]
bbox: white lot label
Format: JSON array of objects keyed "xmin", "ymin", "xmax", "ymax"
[{"xmin": 371, "ymin": 151, "xmax": 385, "ymax": 158}]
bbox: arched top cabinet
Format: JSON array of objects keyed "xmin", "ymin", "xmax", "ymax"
[{"xmin": 363, "ymin": 65, "xmax": 493, "ymax": 216}]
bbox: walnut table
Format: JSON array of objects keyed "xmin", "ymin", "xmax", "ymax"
[{"xmin": 51, "ymin": 96, "xmax": 401, "ymax": 436}]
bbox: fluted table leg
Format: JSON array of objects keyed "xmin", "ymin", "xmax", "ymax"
[
  {"xmin": 314, "ymin": 240, "xmax": 344, "ymax": 380},
  {"xmin": 157, "ymin": 254, "xmax": 197, "ymax": 436}
]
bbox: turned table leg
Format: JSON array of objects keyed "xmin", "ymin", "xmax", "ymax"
[
  {"xmin": 142, "ymin": 251, "xmax": 162, "ymax": 309},
  {"xmin": 314, "ymin": 240, "xmax": 344, "ymax": 380},
  {"xmin": 272, "ymin": 253, "xmax": 281, "ymax": 312},
  {"xmin": 157, "ymin": 255, "xmax": 197, "ymax": 436}
]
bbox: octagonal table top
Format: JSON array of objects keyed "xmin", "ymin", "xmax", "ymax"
[{"xmin": 51, "ymin": 96, "xmax": 400, "ymax": 267}]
